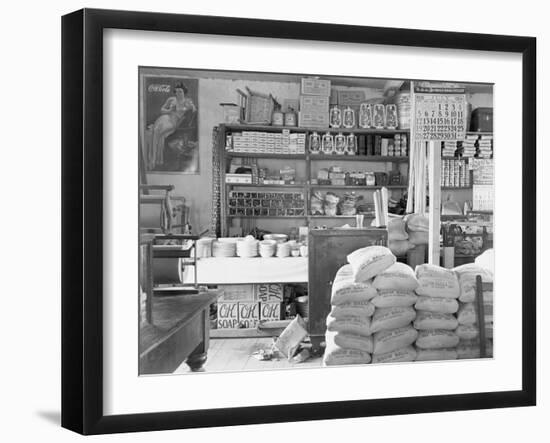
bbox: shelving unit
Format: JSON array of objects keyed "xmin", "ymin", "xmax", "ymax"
[
  {"xmin": 310, "ymin": 155, "xmax": 408, "ymax": 162},
  {"xmin": 310, "ymin": 185, "xmax": 407, "ymax": 190},
  {"xmin": 226, "ymin": 183, "xmax": 305, "ymax": 188},
  {"xmin": 217, "ymin": 123, "xmax": 410, "ymax": 236}
]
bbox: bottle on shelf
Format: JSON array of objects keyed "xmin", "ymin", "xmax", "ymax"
[{"xmin": 284, "ymin": 107, "xmax": 297, "ymax": 127}]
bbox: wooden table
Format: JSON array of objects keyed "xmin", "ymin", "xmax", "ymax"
[{"xmin": 139, "ymin": 291, "xmax": 219, "ymax": 374}]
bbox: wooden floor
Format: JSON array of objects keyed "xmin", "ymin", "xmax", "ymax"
[{"xmin": 174, "ymin": 337, "xmax": 323, "ymax": 373}]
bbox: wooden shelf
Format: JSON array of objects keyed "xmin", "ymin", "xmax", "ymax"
[
  {"xmin": 305, "ymin": 128, "xmax": 410, "ymax": 134},
  {"xmin": 309, "ymin": 155, "xmax": 408, "ymax": 162},
  {"xmin": 226, "ymin": 182, "xmax": 306, "ymax": 188},
  {"xmin": 210, "ymin": 328, "xmax": 277, "ymax": 339},
  {"xmin": 225, "ymin": 151, "xmax": 306, "ymax": 159},
  {"xmin": 223, "ymin": 124, "xmax": 410, "ymax": 134},
  {"xmin": 310, "ymin": 213, "xmax": 375, "ymax": 218},
  {"xmin": 442, "ymin": 186, "xmax": 472, "ymax": 190},
  {"xmin": 226, "ymin": 215, "xmax": 307, "ymax": 219},
  {"xmin": 310, "ymin": 184, "xmax": 407, "ymax": 190},
  {"xmin": 224, "ymin": 124, "xmax": 308, "ymax": 132},
  {"xmin": 218, "ymin": 123, "xmax": 410, "ymax": 236}
]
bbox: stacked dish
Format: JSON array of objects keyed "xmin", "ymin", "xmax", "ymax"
[
  {"xmin": 276, "ymin": 242, "xmax": 291, "ymax": 258},
  {"xmin": 196, "ymin": 237, "xmax": 215, "ymax": 258},
  {"xmin": 212, "ymin": 238, "xmax": 238, "ymax": 257},
  {"xmin": 236, "ymin": 236, "xmax": 259, "ymax": 258},
  {"xmin": 259, "ymin": 240, "xmax": 277, "ymax": 258}
]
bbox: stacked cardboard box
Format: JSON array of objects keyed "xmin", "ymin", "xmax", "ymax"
[
  {"xmin": 299, "ymin": 78, "xmax": 330, "ymax": 128},
  {"xmin": 476, "ymin": 135, "xmax": 493, "ymax": 159},
  {"xmin": 228, "ymin": 130, "xmax": 305, "ymax": 154},
  {"xmin": 216, "ymin": 284, "xmax": 283, "ymax": 329}
]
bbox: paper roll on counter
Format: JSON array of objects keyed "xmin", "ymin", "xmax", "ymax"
[{"xmin": 153, "ymin": 258, "xmax": 184, "ymax": 284}]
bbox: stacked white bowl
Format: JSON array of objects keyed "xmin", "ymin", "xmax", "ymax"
[
  {"xmin": 276, "ymin": 242, "xmax": 291, "ymax": 258},
  {"xmin": 259, "ymin": 240, "xmax": 277, "ymax": 257}
]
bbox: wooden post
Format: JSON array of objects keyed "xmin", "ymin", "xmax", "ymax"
[{"xmin": 428, "ymin": 141, "xmax": 441, "ymax": 265}]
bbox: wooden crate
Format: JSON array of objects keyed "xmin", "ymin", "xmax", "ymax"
[
  {"xmin": 255, "ymin": 283, "xmax": 284, "ymax": 302},
  {"xmin": 260, "ymin": 302, "xmax": 282, "ymax": 321},
  {"xmin": 216, "ymin": 301, "xmax": 240, "ymax": 329}
]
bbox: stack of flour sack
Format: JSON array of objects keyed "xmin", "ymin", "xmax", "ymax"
[
  {"xmin": 413, "ymin": 264, "xmax": 461, "ymax": 360},
  {"xmin": 324, "ymin": 245, "xmax": 420, "ymax": 365},
  {"xmin": 453, "ymin": 263, "xmax": 494, "ymax": 359},
  {"xmin": 415, "ymin": 263, "xmax": 493, "ymax": 360},
  {"xmin": 323, "ymin": 245, "xmax": 493, "ymax": 366}
]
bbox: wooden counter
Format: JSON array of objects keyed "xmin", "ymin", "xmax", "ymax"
[{"xmin": 139, "ymin": 291, "xmax": 219, "ymax": 374}]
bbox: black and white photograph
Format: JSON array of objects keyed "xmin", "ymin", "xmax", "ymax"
[{"xmin": 138, "ymin": 67, "xmax": 495, "ymax": 375}]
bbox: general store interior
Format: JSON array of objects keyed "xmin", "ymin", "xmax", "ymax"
[{"xmin": 138, "ymin": 67, "xmax": 494, "ymax": 374}]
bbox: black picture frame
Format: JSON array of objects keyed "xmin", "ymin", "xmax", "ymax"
[{"xmin": 61, "ymin": 8, "xmax": 536, "ymax": 435}]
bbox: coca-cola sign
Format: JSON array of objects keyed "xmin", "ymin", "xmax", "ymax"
[{"xmin": 148, "ymin": 84, "xmax": 171, "ymax": 93}]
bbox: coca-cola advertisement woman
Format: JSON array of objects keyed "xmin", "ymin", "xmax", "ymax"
[{"xmin": 140, "ymin": 75, "xmax": 199, "ymax": 173}]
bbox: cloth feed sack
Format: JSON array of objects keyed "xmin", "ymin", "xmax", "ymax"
[
  {"xmin": 372, "ymin": 326, "xmax": 418, "ymax": 355},
  {"xmin": 413, "ymin": 311, "xmax": 458, "ymax": 330},
  {"xmin": 331, "ymin": 264, "xmax": 377, "ymax": 305},
  {"xmin": 323, "ymin": 342, "xmax": 372, "ymax": 366},
  {"xmin": 416, "ymin": 329, "xmax": 460, "ymax": 349},
  {"xmin": 325, "ymin": 330, "xmax": 373, "ymax": 353},
  {"xmin": 415, "ymin": 264, "xmax": 460, "ymax": 299},
  {"xmin": 330, "ymin": 300, "xmax": 375, "ymax": 319},
  {"xmin": 373, "ymin": 262, "xmax": 419, "ymax": 291},
  {"xmin": 372, "ymin": 345, "xmax": 417, "ymax": 364},
  {"xmin": 453, "ymin": 263, "xmax": 493, "ymax": 303},
  {"xmin": 346, "ymin": 246, "xmax": 396, "ymax": 282},
  {"xmin": 326, "ymin": 314, "xmax": 371, "ymax": 337},
  {"xmin": 372, "ymin": 290, "xmax": 418, "ymax": 308},
  {"xmin": 389, "ymin": 239, "xmax": 415, "ymax": 257},
  {"xmin": 415, "ymin": 347, "xmax": 458, "ymax": 361},
  {"xmin": 414, "ymin": 295, "xmax": 459, "ymax": 314},
  {"xmin": 370, "ymin": 306, "xmax": 416, "ymax": 333},
  {"xmin": 387, "ymin": 218, "xmax": 408, "ymax": 241}
]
